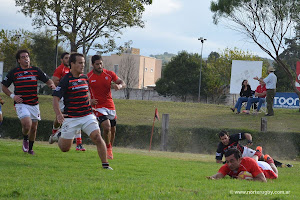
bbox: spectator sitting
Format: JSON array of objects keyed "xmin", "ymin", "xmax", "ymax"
[
  {"xmin": 230, "ymin": 80, "xmax": 252, "ymax": 114},
  {"xmin": 244, "ymin": 78, "xmax": 266, "ymax": 115}
]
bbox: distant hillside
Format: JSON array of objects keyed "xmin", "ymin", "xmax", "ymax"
[{"xmin": 150, "ymin": 52, "xmax": 176, "ymax": 65}]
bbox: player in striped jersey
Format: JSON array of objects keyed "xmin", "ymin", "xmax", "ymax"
[
  {"xmin": 1, "ymin": 49, "xmax": 55, "ymax": 155},
  {"xmin": 49, "ymin": 52, "xmax": 85, "ymax": 151},
  {"xmin": 87, "ymin": 55, "xmax": 126, "ymax": 160},
  {"xmin": 52, "ymin": 53, "xmax": 112, "ymax": 169}
]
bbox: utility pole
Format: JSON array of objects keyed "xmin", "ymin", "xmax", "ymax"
[{"xmin": 198, "ymin": 37, "xmax": 207, "ymax": 102}]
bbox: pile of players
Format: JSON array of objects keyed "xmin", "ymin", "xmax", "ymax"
[{"xmin": 207, "ymin": 130, "xmax": 293, "ymax": 182}]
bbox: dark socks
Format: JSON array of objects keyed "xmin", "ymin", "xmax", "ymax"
[
  {"xmin": 29, "ymin": 141, "xmax": 34, "ymax": 151},
  {"xmin": 274, "ymin": 159, "xmax": 282, "ymax": 167},
  {"xmin": 102, "ymin": 163, "xmax": 110, "ymax": 169},
  {"xmin": 23, "ymin": 135, "xmax": 28, "ymax": 141}
]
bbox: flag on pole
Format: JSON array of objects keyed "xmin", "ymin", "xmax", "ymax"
[
  {"xmin": 149, "ymin": 108, "xmax": 159, "ymax": 151},
  {"xmin": 154, "ymin": 108, "xmax": 159, "ymax": 121}
]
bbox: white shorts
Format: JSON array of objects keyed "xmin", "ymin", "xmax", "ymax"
[
  {"xmin": 242, "ymin": 147, "xmax": 256, "ymax": 158},
  {"xmin": 95, "ymin": 108, "xmax": 116, "ymax": 120},
  {"xmin": 60, "ymin": 114, "xmax": 99, "ymax": 139},
  {"xmin": 59, "ymin": 97, "xmax": 65, "ymax": 111},
  {"xmin": 257, "ymin": 161, "xmax": 273, "ymax": 171},
  {"xmin": 15, "ymin": 104, "xmax": 41, "ymax": 121}
]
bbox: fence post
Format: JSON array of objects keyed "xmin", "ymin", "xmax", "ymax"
[
  {"xmin": 161, "ymin": 114, "xmax": 169, "ymax": 151},
  {"xmin": 261, "ymin": 117, "xmax": 267, "ymax": 132}
]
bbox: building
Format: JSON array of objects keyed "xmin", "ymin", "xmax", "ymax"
[{"xmin": 90, "ymin": 48, "xmax": 162, "ymax": 89}]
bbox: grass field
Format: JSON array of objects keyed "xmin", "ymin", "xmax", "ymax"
[
  {"xmin": 1, "ymin": 139, "xmax": 299, "ymax": 200},
  {"xmin": 1, "ymin": 94, "xmax": 300, "ymax": 133},
  {"xmin": 1, "ymin": 94, "xmax": 299, "ymax": 199}
]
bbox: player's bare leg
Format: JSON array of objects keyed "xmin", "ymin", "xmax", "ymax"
[
  {"xmin": 101, "ymin": 120, "xmax": 113, "ymax": 159},
  {"xmin": 90, "ymin": 129, "xmax": 112, "ymax": 169},
  {"xmin": 264, "ymin": 154, "xmax": 278, "ymax": 175},
  {"xmin": 110, "ymin": 126, "xmax": 116, "ymax": 146},
  {"xmin": 20, "ymin": 117, "xmax": 32, "ymax": 153},
  {"xmin": 58, "ymin": 137, "xmax": 73, "ymax": 152}
]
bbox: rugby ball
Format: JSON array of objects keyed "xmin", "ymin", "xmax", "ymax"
[{"xmin": 238, "ymin": 171, "xmax": 253, "ymax": 180}]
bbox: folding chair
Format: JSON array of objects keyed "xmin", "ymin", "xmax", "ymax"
[{"xmin": 252, "ymin": 99, "xmax": 267, "ymax": 114}]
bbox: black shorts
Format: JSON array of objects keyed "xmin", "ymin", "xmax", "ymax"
[{"xmin": 97, "ymin": 115, "xmax": 117, "ymax": 127}]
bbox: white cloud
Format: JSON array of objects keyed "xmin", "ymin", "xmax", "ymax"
[{"xmin": 144, "ymin": 0, "xmax": 182, "ymax": 17}]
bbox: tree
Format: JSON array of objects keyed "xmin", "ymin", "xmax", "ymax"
[
  {"xmin": 275, "ymin": 26, "xmax": 300, "ymax": 92},
  {"xmin": 0, "ymin": 29, "xmax": 32, "ymax": 72},
  {"xmin": 210, "ymin": 0, "xmax": 300, "ymax": 107},
  {"xmin": 31, "ymin": 30, "xmax": 65, "ymax": 75},
  {"xmin": 203, "ymin": 48, "xmax": 269, "ymax": 103},
  {"xmin": 16, "ymin": 0, "xmax": 152, "ymax": 53},
  {"xmin": 118, "ymin": 54, "xmax": 139, "ymax": 99},
  {"xmin": 155, "ymin": 51, "xmax": 201, "ymax": 101}
]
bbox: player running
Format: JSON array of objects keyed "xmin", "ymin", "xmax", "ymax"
[
  {"xmin": 87, "ymin": 55, "xmax": 126, "ymax": 159},
  {"xmin": 2, "ymin": 49, "xmax": 55, "ymax": 155},
  {"xmin": 49, "ymin": 52, "xmax": 85, "ymax": 151},
  {"xmin": 52, "ymin": 52, "xmax": 112, "ymax": 169}
]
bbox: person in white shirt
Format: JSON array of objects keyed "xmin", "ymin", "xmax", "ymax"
[{"xmin": 254, "ymin": 66, "xmax": 277, "ymax": 116}]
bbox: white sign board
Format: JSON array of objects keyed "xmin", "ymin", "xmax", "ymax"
[{"xmin": 230, "ymin": 60, "xmax": 263, "ymax": 94}]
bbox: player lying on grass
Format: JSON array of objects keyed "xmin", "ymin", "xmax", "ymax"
[
  {"xmin": 207, "ymin": 148, "xmax": 278, "ymax": 182},
  {"xmin": 215, "ymin": 130, "xmax": 293, "ymax": 168}
]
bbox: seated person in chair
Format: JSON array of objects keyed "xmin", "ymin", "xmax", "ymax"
[
  {"xmin": 230, "ymin": 80, "xmax": 252, "ymax": 114},
  {"xmin": 244, "ymin": 78, "xmax": 266, "ymax": 114}
]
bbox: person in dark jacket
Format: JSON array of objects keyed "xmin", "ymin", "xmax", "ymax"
[{"xmin": 231, "ymin": 80, "xmax": 252, "ymax": 114}]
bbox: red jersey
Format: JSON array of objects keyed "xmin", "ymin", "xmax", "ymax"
[
  {"xmin": 255, "ymin": 85, "xmax": 266, "ymax": 98},
  {"xmin": 87, "ymin": 69, "xmax": 118, "ymax": 110},
  {"xmin": 53, "ymin": 63, "xmax": 70, "ymax": 79},
  {"xmin": 218, "ymin": 157, "xmax": 277, "ymax": 179}
]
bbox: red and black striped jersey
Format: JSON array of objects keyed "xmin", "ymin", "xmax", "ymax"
[
  {"xmin": 52, "ymin": 72, "xmax": 92, "ymax": 118},
  {"xmin": 2, "ymin": 66, "xmax": 50, "ymax": 105},
  {"xmin": 216, "ymin": 133, "xmax": 246, "ymax": 160}
]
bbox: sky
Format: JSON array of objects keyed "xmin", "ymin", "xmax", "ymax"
[{"xmin": 0, "ymin": 0, "xmax": 273, "ymax": 58}]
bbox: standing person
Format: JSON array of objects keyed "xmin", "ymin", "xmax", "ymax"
[
  {"xmin": 207, "ymin": 149, "xmax": 278, "ymax": 182},
  {"xmin": 52, "ymin": 52, "xmax": 112, "ymax": 169},
  {"xmin": 49, "ymin": 52, "xmax": 86, "ymax": 151},
  {"xmin": 1, "ymin": 49, "xmax": 55, "ymax": 155},
  {"xmin": 244, "ymin": 78, "xmax": 266, "ymax": 114},
  {"xmin": 254, "ymin": 66, "xmax": 277, "ymax": 116},
  {"xmin": 230, "ymin": 80, "xmax": 252, "ymax": 114},
  {"xmin": 87, "ymin": 55, "xmax": 126, "ymax": 160}
]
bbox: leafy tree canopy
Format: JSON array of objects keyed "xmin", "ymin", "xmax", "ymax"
[
  {"xmin": 15, "ymin": 0, "xmax": 152, "ymax": 53},
  {"xmin": 0, "ymin": 29, "xmax": 32, "ymax": 72},
  {"xmin": 210, "ymin": 0, "xmax": 300, "ymax": 103},
  {"xmin": 155, "ymin": 51, "xmax": 201, "ymax": 101}
]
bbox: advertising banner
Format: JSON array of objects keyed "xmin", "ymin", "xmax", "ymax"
[{"xmin": 274, "ymin": 92, "xmax": 299, "ymax": 109}]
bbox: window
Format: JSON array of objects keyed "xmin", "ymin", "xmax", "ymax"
[
  {"xmin": 145, "ymin": 67, "xmax": 148, "ymax": 72},
  {"xmin": 150, "ymin": 68, "xmax": 153, "ymax": 72}
]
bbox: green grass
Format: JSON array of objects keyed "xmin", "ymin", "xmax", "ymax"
[
  {"xmin": 0, "ymin": 139, "xmax": 299, "ymax": 200},
  {"xmin": 1, "ymin": 94, "xmax": 300, "ymax": 133}
]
